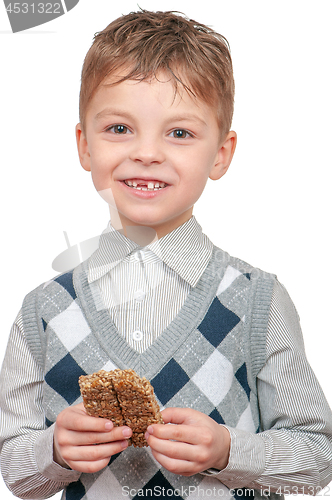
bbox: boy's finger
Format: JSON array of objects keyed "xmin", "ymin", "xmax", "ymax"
[
  {"xmin": 65, "ymin": 425, "xmax": 132, "ymax": 446},
  {"xmin": 147, "ymin": 433, "xmax": 193, "ymax": 459},
  {"xmin": 160, "ymin": 407, "xmax": 198, "ymax": 425},
  {"xmin": 68, "ymin": 458, "xmax": 111, "ymax": 474},
  {"xmin": 145, "ymin": 424, "xmax": 200, "ymax": 454},
  {"xmin": 146, "ymin": 421, "xmax": 199, "ymax": 445},
  {"xmin": 149, "ymin": 448, "xmax": 195, "ymax": 475},
  {"xmin": 64, "ymin": 440, "xmax": 129, "ymax": 463},
  {"xmin": 58, "ymin": 409, "xmax": 114, "ymax": 433}
]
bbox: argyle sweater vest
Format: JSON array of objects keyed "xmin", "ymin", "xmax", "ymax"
[{"xmin": 22, "ymin": 246, "xmax": 278, "ymax": 500}]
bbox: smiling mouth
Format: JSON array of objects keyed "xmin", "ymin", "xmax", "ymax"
[{"xmin": 123, "ymin": 179, "xmax": 168, "ymax": 191}]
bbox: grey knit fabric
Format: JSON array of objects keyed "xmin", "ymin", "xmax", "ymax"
[{"xmin": 21, "ymin": 246, "xmax": 276, "ymax": 500}]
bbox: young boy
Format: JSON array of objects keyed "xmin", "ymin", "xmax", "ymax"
[{"xmin": 1, "ymin": 9, "xmax": 332, "ymax": 500}]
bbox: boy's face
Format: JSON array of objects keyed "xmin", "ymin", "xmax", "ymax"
[{"xmin": 76, "ymin": 73, "xmax": 236, "ymax": 238}]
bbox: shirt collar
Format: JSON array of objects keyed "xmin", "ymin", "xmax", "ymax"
[{"xmin": 88, "ymin": 216, "xmax": 213, "ymax": 287}]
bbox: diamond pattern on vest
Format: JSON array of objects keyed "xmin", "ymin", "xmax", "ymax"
[
  {"xmin": 216, "ymin": 265, "xmax": 242, "ymax": 295},
  {"xmin": 151, "ymin": 358, "xmax": 190, "ymax": 406},
  {"xmin": 197, "ymin": 297, "xmax": 241, "ymax": 347},
  {"xmin": 192, "ymin": 350, "xmax": 233, "ymax": 406},
  {"xmin": 236, "ymin": 405, "xmax": 256, "ymax": 433},
  {"xmin": 209, "ymin": 408, "xmax": 225, "ymax": 425},
  {"xmin": 65, "ymin": 479, "xmax": 86, "ymax": 500},
  {"xmin": 132, "ymin": 470, "xmax": 176, "ymax": 499},
  {"xmin": 165, "ymin": 380, "xmax": 214, "ymax": 415},
  {"xmin": 54, "ymin": 271, "xmax": 77, "ymax": 300},
  {"xmin": 187, "ymin": 476, "xmax": 233, "ymax": 499},
  {"xmin": 90, "ymin": 446, "xmax": 160, "ymax": 494},
  {"xmin": 49, "ymin": 301, "xmax": 91, "ymax": 352},
  {"xmin": 45, "ymin": 352, "xmax": 87, "ymax": 405},
  {"xmin": 235, "ymin": 363, "xmax": 251, "ymax": 399},
  {"xmin": 233, "ymin": 489, "xmax": 255, "ymax": 500},
  {"xmin": 81, "ymin": 467, "xmax": 125, "ymax": 499},
  {"xmin": 37, "ymin": 263, "xmax": 265, "ymax": 500}
]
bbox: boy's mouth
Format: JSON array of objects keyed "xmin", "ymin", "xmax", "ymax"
[{"xmin": 123, "ymin": 179, "xmax": 167, "ymax": 191}]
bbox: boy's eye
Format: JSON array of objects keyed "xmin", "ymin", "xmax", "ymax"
[
  {"xmin": 108, "ymin": 125, "xmax": 130, "ymax": 134},
  {"xmin": 170, "ymin": 129, "xmax": 192, "ymax": 139}
]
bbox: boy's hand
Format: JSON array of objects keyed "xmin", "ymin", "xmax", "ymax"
[
  {"xmin": 145, "ymin": 408, "xmax": 230, "ymax": 476},
  {"xmin": 53, "ymin": 403, "xmax": 132, "ymax": 473}
]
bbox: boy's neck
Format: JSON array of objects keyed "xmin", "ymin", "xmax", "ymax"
[
  {"xmin": 108, "ymin": 206, "xmax": 194, "ymax": 245},
  {"xmin": 109, "ymin": 206, "xmax": 158, "ymax": 246}
]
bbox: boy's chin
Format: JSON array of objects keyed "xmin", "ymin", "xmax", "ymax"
[
  {"xmin": 115, "ymin": 209, "xmax": 193, "ymax": 239},
  {"xmin": 117, "ymin": 211, "xmax": 164, "ymax": 230}
]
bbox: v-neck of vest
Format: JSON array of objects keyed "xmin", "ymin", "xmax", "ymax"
[{"xmin": 73, "ymin": 246, "xmax": 228, "ymax": 380}]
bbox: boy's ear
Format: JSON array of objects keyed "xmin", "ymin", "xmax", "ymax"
[
  {"xmin": 75, "ymin": 123, "xmax": 91, "ymax": 172},
  {"xmin": 209, "ymin": 131, "xmax": 237, "ymax": 180}
]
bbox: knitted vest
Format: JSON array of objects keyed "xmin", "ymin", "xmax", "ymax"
[{"xmin": 22, "ymin": 246, "xmax": 277, "ymax": 500}]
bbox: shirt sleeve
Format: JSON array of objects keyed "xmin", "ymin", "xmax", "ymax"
[
  {"xmin": 0, "ymin": 311, "xmax": 81, "ymax": 499},
  {"xmin": 207, "ymin": 279, "xmax": 332, "ymax": 493}
]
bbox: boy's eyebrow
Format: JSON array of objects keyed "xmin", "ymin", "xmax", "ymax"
[
  {"xmin": 166, "ymin": 114, "xmax": 208, "ymax": 127},
  {"xmin": 94, "ymin": 108, "xmax": 208, "ymax": 127},
  {"xmin": 94, "ymin": 108, "xmax": 133, "ymax": 122}
]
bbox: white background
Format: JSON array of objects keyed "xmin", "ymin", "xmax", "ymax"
[{"xmin": 0, "ymin": 1, "xmax": 331, "ymax": 499}]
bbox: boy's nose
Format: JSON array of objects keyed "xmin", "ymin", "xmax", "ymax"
[{"xmin": 129, "ymin": 136, "xmax": 165, "ymax": 166}]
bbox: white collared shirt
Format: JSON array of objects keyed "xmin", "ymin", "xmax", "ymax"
[{"xmin": 88, "ymin": 216, "xmax": 213, "ymax": 352}]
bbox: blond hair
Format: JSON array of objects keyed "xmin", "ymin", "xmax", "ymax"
[{"xmin": 79, "ymin": 10, "xmax": 235, "ymax": 138}]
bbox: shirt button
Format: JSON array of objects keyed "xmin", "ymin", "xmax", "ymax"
[
  {"xmin": 132, "ymin": 330, "xmax": 143, "ymax": 341},
  {"xmin": 134, "ymin": 289, "xmax": 146, "ymax": 302},
  {"xmin": 134, "ymin": 250, "xmax": 144, "ymax": 262}
]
